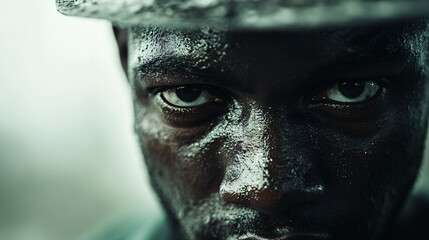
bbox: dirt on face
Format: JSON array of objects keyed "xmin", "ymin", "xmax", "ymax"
[{"xmin": 126, "ymin": 20, "xmax": 429, "ymax": 240}]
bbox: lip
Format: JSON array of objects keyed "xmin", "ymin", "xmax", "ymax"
[{"xmin": 238, "ymin": 233, "xmax": 331, "ymax": 240}]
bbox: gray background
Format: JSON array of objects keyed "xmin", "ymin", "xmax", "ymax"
[{"xmin": 0, "ymin": 1, "xmax": 428, "ymax": 240}]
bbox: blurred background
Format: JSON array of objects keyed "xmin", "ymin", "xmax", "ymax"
[
  {"xmin": 0, "ymin": 1, "xmax": 428, "ymax": 240},
  {"xmin": 0, "ymin": 1, "xmax": 161, "ymax": 240}
]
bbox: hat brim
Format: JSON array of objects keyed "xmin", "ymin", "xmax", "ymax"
[{"xmin": 56, "ymin": 0, "xmax": 429, "ymax": 29}]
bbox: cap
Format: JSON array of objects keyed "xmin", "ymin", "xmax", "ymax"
[{"xmin": 56, "ymin": 0, "xmax": 429, "ymax": 29}]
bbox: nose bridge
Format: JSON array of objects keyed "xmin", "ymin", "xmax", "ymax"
[
  {"xmin": 220, "ymin": 106, "xmax": 272, "ymax": 197},
  {"xmin": 220, "ymin": 105, "xmax": 324, "ymax": 215},
  {"xmin": 223, "ymin": 105, "xmax": 292, "ymax": 190}
]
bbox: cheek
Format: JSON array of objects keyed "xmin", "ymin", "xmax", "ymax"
[
  {"xmin": 309, "ymin": 76, "xmax": 429, "ymax": 198},
  {"xmin": 135, "ymin": 103, "xmax": 225, "ymax": 204},
  {"xmin": 311, "ymin": 104, "xmax": 425, "ymax": 213}
]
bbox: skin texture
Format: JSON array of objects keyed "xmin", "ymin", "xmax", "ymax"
[{"xmin": 115, "ymin": 20, "xmax": 429, "ymax": 240}]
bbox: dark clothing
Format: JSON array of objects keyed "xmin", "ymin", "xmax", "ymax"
[
  {"xmin": 81, "ymin": 210, "xmax": 170, "ymax": 240},
  {"xmin": 389, "ymin": 193, "xmax": 429, "ymax": 240}
]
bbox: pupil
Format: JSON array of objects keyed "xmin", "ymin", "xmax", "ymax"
[
  {"xmin": 338, "ymin": 82, "xmax": 365, "ymax": 99},
  {"xmin": 175, "ymin": 86, "xmax": 203, "ymax": 102}
]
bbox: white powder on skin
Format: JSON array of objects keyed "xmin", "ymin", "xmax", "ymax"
[
  {"xmin": 177, "ymin": 100, "xmax": 323, "ymax": 239},
  {"xmin": 171, "ymin": 99, "xmax": 274, "ymax": 239},
  {"xmin": 218, "ymin": 103, "xmax": 271, "ymax": 198},
  {"xmin": 128, "ymin": 26, "xmax": 228, "ymax": 80},
  {"xmin": 129, "ymin": 27, "xmax": 325, "ymax": 240}
]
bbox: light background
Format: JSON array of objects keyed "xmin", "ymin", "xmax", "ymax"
[
  {"xmin": 0, "ymin": 1, "xmax": 428, "ymax": 240},
  {"xmin": 0, "ymin": 1, "xmax": 161, "ymax": 240}
]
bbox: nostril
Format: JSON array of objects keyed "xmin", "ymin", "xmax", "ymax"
[
  {"xmin": 286, "ymin": 185, "xmax": 325, "ymax": 205},
  {"xmin": 220, "ymin": 182, "xmax": 325, "ymax": 216},
  {"xmin": 220, "ymin": 190, "xmax": 248, "ymax": 205},
  {"xmin": 219, "ymin": 152, "xmax": 325, "ymax": 215},
  {"xmin": 250, "ymin": 185, "xmax": 324, "ymax": 215},
  {"xmin": 248, "ymin": 188, "xmax": 283, "ymax": 215}
]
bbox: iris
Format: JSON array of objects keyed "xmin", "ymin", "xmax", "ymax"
[{"xmin": 175, "ymin": 86, "xmax": 203, "ymax": 102}]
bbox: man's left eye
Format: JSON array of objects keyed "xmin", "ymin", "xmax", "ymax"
[
  {"xmin": 313, "ymin": 81, "xmax": 381, "ymax": 103},
  {"xmin": 160, "ymin": 86, "xmax": 217, "ymax": 107}
]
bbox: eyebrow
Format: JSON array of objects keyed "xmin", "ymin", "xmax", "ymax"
[
  {"xmin": 135, "ymin": 29, "xmax": 412, "ymax": 94},
  {"xmin": 135, "ymin": 56, "xmax": 248, "ymax": 91}
]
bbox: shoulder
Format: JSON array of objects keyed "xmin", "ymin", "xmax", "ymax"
[
  {"xmin": 391, "ymin": 192, "xmax": 429, "ymax": 240},
  {"xmin": 79, "ymin": 210, "xmax": 171, "ymax": 240}
]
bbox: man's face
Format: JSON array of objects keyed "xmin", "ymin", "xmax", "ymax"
[{"xmin": 126, "ymin": 21, "xmax": 429, "ymax": 240}]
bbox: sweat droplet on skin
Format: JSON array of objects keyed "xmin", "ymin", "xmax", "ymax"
[{"xmin": 219, "ymin": 105, "xmax": 273, "ymax": 198}]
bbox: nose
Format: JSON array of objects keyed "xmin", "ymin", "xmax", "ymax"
[
  {"xmin": 220, "ymin": 157, "xmax": 324, "ymax": 215},
  {"xmin": 219, "ymin": 108, "xmax": 324, "ymax": 215}
]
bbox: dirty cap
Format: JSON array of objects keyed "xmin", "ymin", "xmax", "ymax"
[{"xmin": 56, "ymin": 0, "xmax": 429, "ymax": 29}]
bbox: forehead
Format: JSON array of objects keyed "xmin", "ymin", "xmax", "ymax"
[
  {"xmin": 128, "ymin": 26, "xmax": 229, "ymax": 72},
  {"xmin": 128, "ymin": 21, "xmax": 428, "ymax": 93},
  {"xmin": 128, "ymin": 21, "xmax": 425, "ymax": 57}
]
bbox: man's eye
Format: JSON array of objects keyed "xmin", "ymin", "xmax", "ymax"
[
  {"xmin": 314, "ymin": 81, "xmax": 380, "ymax": 103},
  {"xmin": 160, "ymin": 86, "xmax": 217, "ymax": 107}
]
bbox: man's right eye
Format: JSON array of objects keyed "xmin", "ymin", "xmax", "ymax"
[
  {"xmin": 151, "ymin": 85, "xmax": 228, "ymax": 126},
  {"xmin": 160, "ymin": 86, "xmax": 218, "ymax": 108}
]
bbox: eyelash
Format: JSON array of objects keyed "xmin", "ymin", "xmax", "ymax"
[
  {"xmin": 150, "ymin": 85, "xmax": 229, "ymax": 126},
  {"xmin": 148, "ymin": 78, "xmax": 390, "ymax": 126},
  {"xmin": 307, "ymin": 77, "xmax": 387, "ymax": 99},
  {"xmin": 152, "ymin": 79, "xmax": 388, "ymax": 103},
  {"xmin": 312, "ymin": 80, "xmax": 386, "ymax": 104}
]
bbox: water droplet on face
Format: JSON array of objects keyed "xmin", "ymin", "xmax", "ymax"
[
  {"xmin": 204, "ymin": 216, "xmax": 211, "ymax": 224},
  {"xmin": 186, "ymin": 152, "xmax": 195, "ymax": 158}
]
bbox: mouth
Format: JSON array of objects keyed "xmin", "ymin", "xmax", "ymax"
[{"xmin": 236, "ymin": 233, "xmax": 331, "ymax": 240}]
